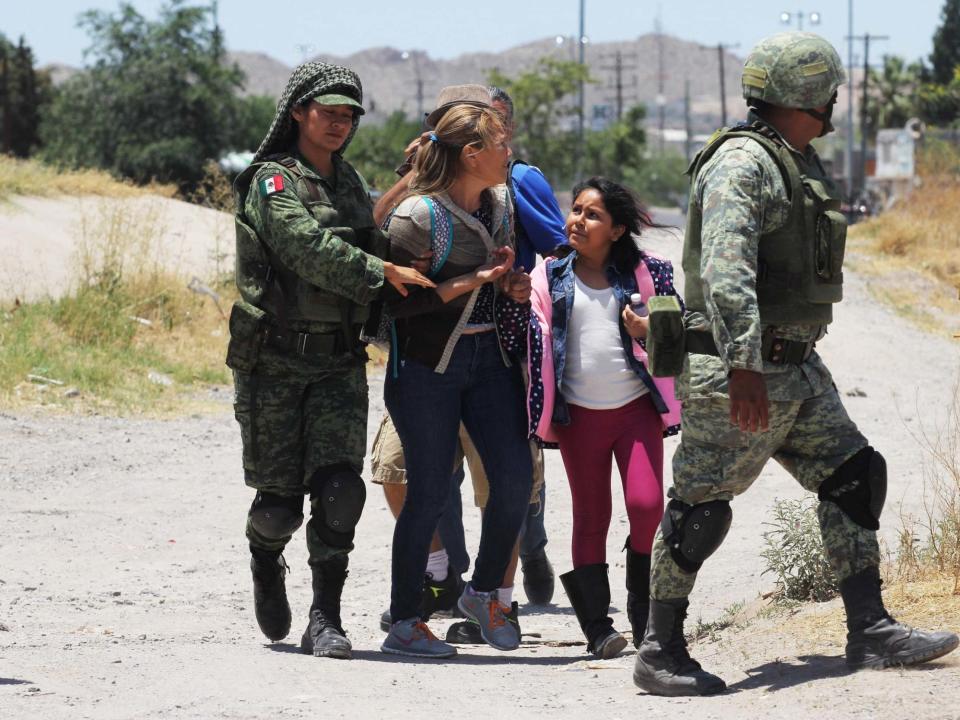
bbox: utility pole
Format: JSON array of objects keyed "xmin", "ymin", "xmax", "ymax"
[
  {"xmin": 847, "ymin": 32, "xmax": 889, "ymax": 197},
  {"xmin": 600, "ymin": 50, "xmax": 638, "ymax": 121},
  {"xmin": 844, "ymin": 0, "xmax": 854, "ymax": 200},
  {"xmin": 718, "ymin": 44, "xmax": 727, "ymax": 127},
  {"xmin": 401, "ymin": 51, "xmax": 425, "ymax": 121},
  {"xmin": 210, "ymin": 0, "xmax": 222, "ymax": 58},
  {"xmin": 684, "ymin": 78, "xmax": 693, "ymax": 162},
  {"xmin": 655, "ymin": 13, "xmax": 666, "ymax": 154},
  {"xmin": 576, "ymin": 0, "xmax": 586, "ymax": 180},
  {"xmin": 0, "ymin": 46, "xmax": 10, "ymax": 155},
  {"xmin": 700, "ymin": 43, "xmax": 739, "ymax": 128}
]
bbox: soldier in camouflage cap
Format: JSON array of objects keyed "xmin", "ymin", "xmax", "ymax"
[
  {"xmin": 227, "ymin": 61, "xmax": 433, "ymax": 659},
  {"xmin": 633, "ymin": 32, "xmax": 958, "ymax": 696}
]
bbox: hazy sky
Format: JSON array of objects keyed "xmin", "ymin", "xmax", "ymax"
[{"xmin": 3, "ymin": 1, "xmax": 948, "ymax": 69}]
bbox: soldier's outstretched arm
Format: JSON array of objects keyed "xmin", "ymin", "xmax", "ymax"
[{"xmin": 249, "ymin": 165, "xmax": 385, "ymax": 307}]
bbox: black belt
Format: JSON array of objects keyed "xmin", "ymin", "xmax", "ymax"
[
  {"xmin": 263, "ymin": 325, "xmax": 358, "ymax": 358},
  {"xmin": 686, "ymin": 329, "xmax": 814, "ymax": 365}
]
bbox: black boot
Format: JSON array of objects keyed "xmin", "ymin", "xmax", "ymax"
[
  {"xmin": 841, "ymin": 566, "xmax": 959, "ymax": 669},
  {"xmin": 250, "ymin": 547, "xmax": 291, "ymax": 642},
  {"xmin": 521, "ymin": 549, "xmax": 555, "ymax": 605},
  {"xmin": 633, "ymin": 598, "xmax": 726, "ymax": 696},
  {"xmin": 625, "ymin": 542, "xmax": 650, "ymax": 649},
  {"xmin": 560, "ymin": 564, "xmax": 628, "ymax": 659},
  {"xmin": 300, "ymin": 556, "xmax": 352, "ymax": 659}
]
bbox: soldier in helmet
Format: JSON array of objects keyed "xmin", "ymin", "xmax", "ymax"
[
  {"xmin": 632, "ymin": 32, "xmax": 959, "ymax": 696},
  {"xmin": 227, "ymin": 62, "xmax": 433, "ymax": 659}
]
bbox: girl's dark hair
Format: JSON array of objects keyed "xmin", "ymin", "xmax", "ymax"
[{"xmin": 571, "ymin": 176, "xmax": 657, "ymax": 272}]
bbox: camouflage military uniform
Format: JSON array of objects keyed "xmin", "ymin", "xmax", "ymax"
[
  {"xmin": 227, "ymin": 62, "xmax": 387, "ymax": 654},
  {"xmin": 635, "ymin": 33, "xmax": 958, "ymax": 696},
  {"xmin": 649, "ymin": 109, "xmax": 876, "ymax": 600},
  {"xmin": 235, "ymin": 149, "xmax": 383, "ymax": 563}
]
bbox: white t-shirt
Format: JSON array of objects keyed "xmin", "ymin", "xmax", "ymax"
[{"xmin": 560, "ymin": 275, "xmax": 649, "ymax": 410}]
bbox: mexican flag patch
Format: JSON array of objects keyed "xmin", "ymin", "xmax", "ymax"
[{"xmin": 258, "ymin": 174, "xmax": 285, "ymax": 197}]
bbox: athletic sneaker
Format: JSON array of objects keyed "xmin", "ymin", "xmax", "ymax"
[
  {"xmin": 381, "ymin": 618, "xmax": 458, "ymax": 659},
  {"xmin": 379, "ymin": 567, "xmax": 465, "ymax": 632},
  {"xmin": 457, "ymin": 585, "xmax": 521, "ymax": 651},
  {"xmin": 447, "ymin": 601, "xmax": 521, "ymax": 644}
]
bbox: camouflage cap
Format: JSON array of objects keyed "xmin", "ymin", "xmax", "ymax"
[
  {"xmin": 254, "ymin": 62, "xmax": 364, "ymax": 162},
  {"xmin": 311, "ymin": 93, "xmax": 365, "ymax": 114},
  {"xmin": 742, "ymin": 32, "xmax": 846, "ymax": 109}
]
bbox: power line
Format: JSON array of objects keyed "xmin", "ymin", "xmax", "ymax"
[{"xmin": 846, "ymin": 32, "xmax": 889, "ymax": 197}]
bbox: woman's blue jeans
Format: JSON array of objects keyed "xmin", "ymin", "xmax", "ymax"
[{"xmin": 385, "ymin": 332, "xmax": 533, "ymax": 621}]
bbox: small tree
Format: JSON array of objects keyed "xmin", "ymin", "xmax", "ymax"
[
  {"xmin": 0, "ymin": 34, "xmax": 50, "ymax": 157},
  {"xmin": 346, "ymin": 110, "xmax": 422, "ymax": 191},
  {"xmin": 40, "ymin": 0, "xmax": 244, "ymax": 189},
  {"xmin": 931, "ymin": 0, "xmax": 960, "ymax": 85},
  {"xmin": 488, "ymin": 58, "xmax": 591, "ymax": 189},
  {"xmin": 865, "ymin": 55, "xmax": 923, "ymax": 132}
]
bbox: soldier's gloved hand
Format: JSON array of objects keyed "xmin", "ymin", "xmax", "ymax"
[
  {"xmin": 383, "ymin": 262, "xmax": 436, "ymax": 297},
  {"xmin": 728, "ymin": 369, "xmax": 769, "ymax": 433}
]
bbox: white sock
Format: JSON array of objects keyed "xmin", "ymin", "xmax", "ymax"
[
  {"xmin": 426, "ymin": 549, "xmax": 448, "ymax": 580},
  {"xmin": 498, "ymin": 585, "xmax": 514, "ymax": 606}
]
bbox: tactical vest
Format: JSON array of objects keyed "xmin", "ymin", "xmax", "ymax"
[
  {"xmin": 682, "ymin": 122, "xmax": 847, "ymax": 326},
  {"xmin": 233, "ymin": 154, "xmax": 382, "ymax": 327}
]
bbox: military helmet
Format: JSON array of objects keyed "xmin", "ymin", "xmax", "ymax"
[{"xmin": 741, "ymin": 32, "xmax": 846, "ymax": 109}]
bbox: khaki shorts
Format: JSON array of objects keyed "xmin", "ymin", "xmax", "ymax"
[{"xmin": 370, "ymin": 413, "xmax": 544, "ymax": 508}]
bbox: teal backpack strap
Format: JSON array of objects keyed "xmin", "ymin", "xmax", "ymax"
[{"xmin": 423, "ymin": 196, "xmax": 453, "ymax": 278}]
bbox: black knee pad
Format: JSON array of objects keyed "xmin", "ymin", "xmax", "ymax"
[
  {"xmin": 248, "ymin": 491, "xmax": 304, "ymax": 539},
  {"xmin": 309, "ymin": 464, "xmax": 366, "ymax": 548},
  {"xmin": 817, "ymin": 446, "xmax": 886, "ymax": 531},
  {"xmin": 661, "ymin": 498, "xmax": 732, "ymax": 573}
]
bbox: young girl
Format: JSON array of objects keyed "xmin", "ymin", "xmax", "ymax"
[
  {"xmin": 527, "ymin": 177, "xmax": 682, "ymax": 658},
  {"xmin": 380, "ymin": 103, "xmax": 533, "ymax": 658}
]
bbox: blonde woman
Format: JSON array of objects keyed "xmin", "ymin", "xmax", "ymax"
[{"xmin": 380, "ymin": 104, "xmax": 533, "ymax": 658}]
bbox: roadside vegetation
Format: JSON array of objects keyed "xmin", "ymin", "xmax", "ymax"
[
  {"xmin": 747, "ymin": 383, "xmax": 960, "ymax": 652},
  {"xmin": 0, "ymin": 198, "xmax": 234, "ymax": 414},
  {"xmin": 0, "ymin": 154, "xmax": 175, "ymax": 201}
]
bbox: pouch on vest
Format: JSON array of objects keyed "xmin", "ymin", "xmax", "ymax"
[
  {"xmin": 225, "ymin": 302, "xmax": 267, "ymax": 373},
  {"xmin": 646, "ymin": 296, "xmax": 686, "ymax": 378},
  {"xmin": 806, "ymin": 178, "xmax": 846, "ymax": 303}
]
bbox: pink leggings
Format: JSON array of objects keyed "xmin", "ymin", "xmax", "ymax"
[{"xmin": 553, "ymin": 395, "xmax": 665, "ymax": 567}]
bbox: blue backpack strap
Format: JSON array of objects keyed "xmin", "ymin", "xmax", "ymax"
[{"xmin": 423, "ymin": 196, "xmax": 453, "ymax": 278}]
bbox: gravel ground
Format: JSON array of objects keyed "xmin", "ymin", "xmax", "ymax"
[{"xmin": 1, "ymin": 221, "xmax": 959, "ymax": 719}]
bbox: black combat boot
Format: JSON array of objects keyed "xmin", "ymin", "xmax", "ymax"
[
  {"xmin": 841, "ymin": 566, "xmax": 959, "ymax": 669},
  {"xmin": 632, "ymin": 598, "xmax": 727, "ymax": 696},
  {"xmin": 300, "ymin": 556, "xmax": 352, "ymax": 659},
  {"xmin": 521, "ymin": 549, "xmax": 555, "ymax": 605},
  {"xmin": 560, "ymin": 564, "xmax": 629, "ymax": 659},
  {"xmin": 625, "ymin": 543, "xmax": 651, "ymax": 649},
  {"xmin": 250, "ymin": 547, "xmax": 291, "ymax": 642}
]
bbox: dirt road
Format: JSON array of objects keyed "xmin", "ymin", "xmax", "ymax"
[{"xmin": 2, "ymin": 225, "xmax": 959, "ymax": 719}]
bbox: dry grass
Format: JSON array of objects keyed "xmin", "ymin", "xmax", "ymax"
[
  {"xmin": 0, "ymin": 154, "xmax": 176, "ymax": 201},
  {"xmin": 0, "ymin": 196, "xmax": 233, "ymax": 415},
  {"xmin": 850, "ymin": 141, "xmax": 960, "ymax": 338}
]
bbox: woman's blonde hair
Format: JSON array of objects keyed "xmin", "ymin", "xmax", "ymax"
[{"xmin": 409, "ymin": 104, "xmax": 506, "ymax": 196}]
